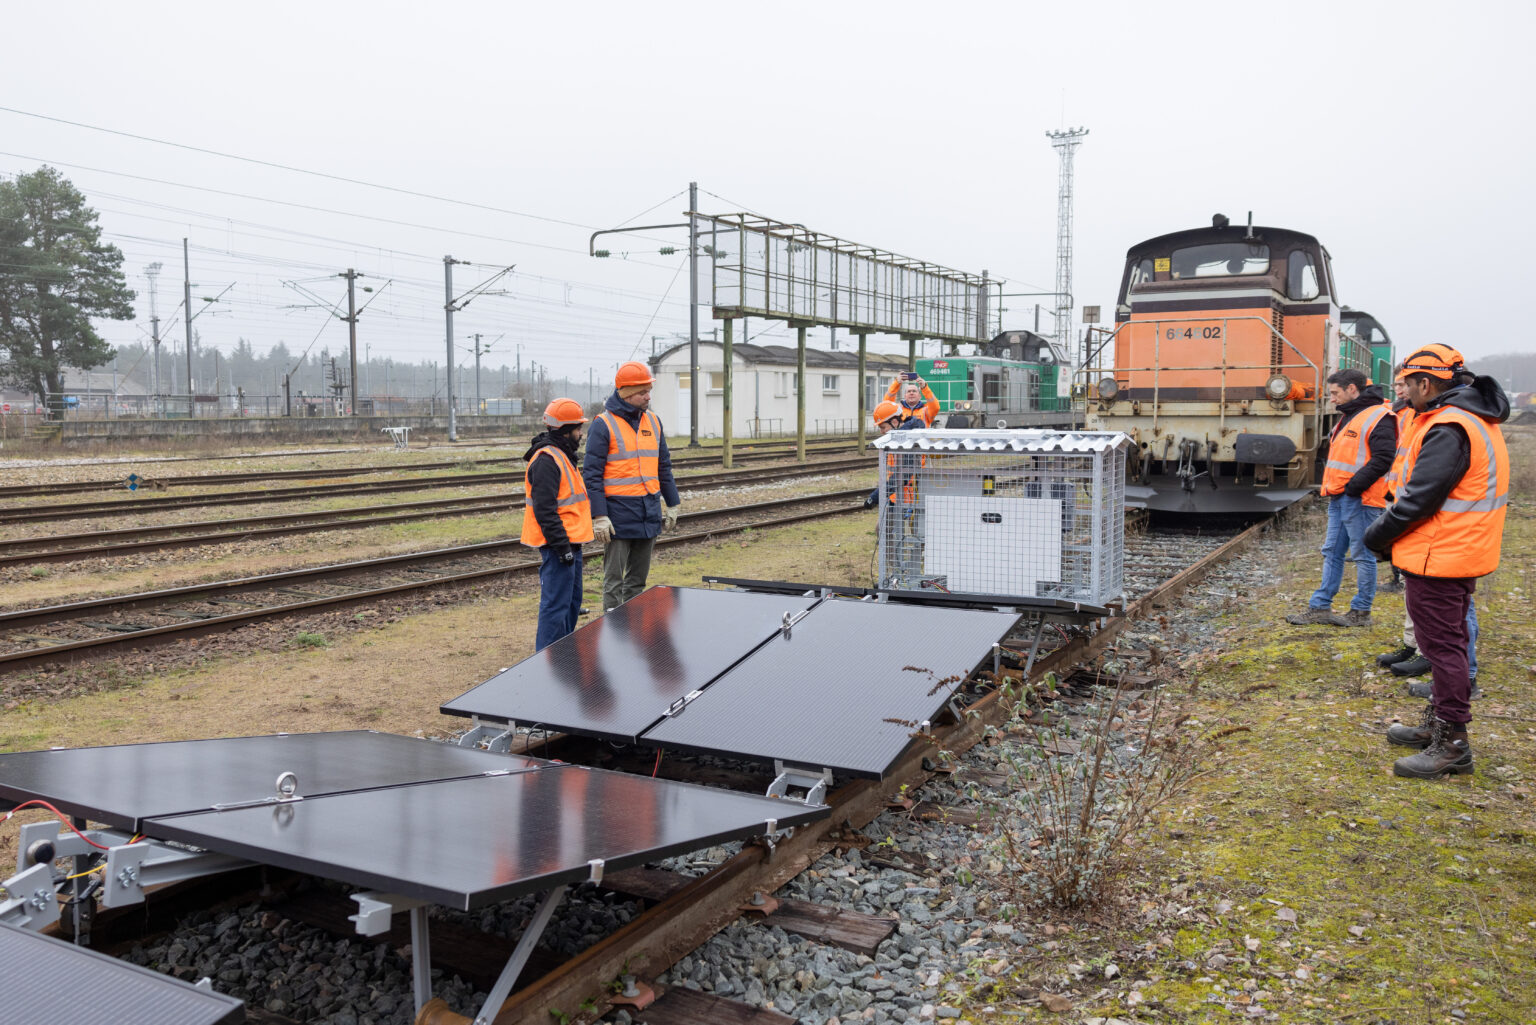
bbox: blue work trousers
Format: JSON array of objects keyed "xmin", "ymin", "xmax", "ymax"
[
  {"xmin": 536, "ymin": 548, "xmax": 583, "ymax": 651},
  {"xmin": 1310, "ymin": 495, "xmax": 1377, "ymax": 613}
]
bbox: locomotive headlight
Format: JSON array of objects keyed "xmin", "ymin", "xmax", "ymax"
[
  {"xmin": 1098, "ymin": 376, "xmax": 1120, "ymax": 401},
  {"xmin": 1265, "ymin": 374, "xmax": 1293, "ymax": 400}
]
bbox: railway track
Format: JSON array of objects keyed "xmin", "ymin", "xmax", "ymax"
[
  {"xmin": 7, "ymin": 497, "xmax": 1309, "ymax": 1025},
  {"xmin": 0, "ymin": 440, "xmax": 861, "ymax": 499},
  {"xmin": 0, "ymin": 453, "xmax": 875, "ymax": 527},
  {"xmin": 0, "ymin": 488, "xmax": 872, "ymax": 671},
  {"xmin": 0, "ymin": 459, "xmax": 876, "ymax": 565}
]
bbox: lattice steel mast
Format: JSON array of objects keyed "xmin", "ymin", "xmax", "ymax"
[{"xmin": 1046, "ymin": 127, "xmax": 1088, "ymax": 363}]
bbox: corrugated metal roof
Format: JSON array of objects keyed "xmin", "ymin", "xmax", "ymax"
[{"xmin": 873, "ymin": 428, "xmax": 1131, "ymax": 453}]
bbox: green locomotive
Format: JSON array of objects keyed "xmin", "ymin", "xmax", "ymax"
[{"xmin": 917, "ymin": 330, "xmax": 1078, "ymax": 429}]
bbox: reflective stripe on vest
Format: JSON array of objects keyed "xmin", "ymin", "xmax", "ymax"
[
  {"xmin": 1389, "ymin": 404, "xmax": 1509, "ymax": 578},
  {"xmin": 520, "ymin": 446, "xmax": 595, "ymax": 547},
  {"xmin": 1385, "ymin": 407, "xmax": 1419, "ymax": 491},
  {"xmin": 598, "ymin": 410, "xmax": 662, "ymax": 495},
  {"xmin": 1321, "ymin": 404, "xmax": 1391, "ymax": 505}
]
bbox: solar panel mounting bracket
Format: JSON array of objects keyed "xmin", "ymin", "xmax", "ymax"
[
  {"xmin": 100, "ymin": 837, "xmax": 252, "ymax": 910},
  {"xmin": 0, "ymin": 861, "xmax": 58, "ymax": 932},
  {"xmin": 781, "ymin": 608, "xmax": 812, "ymax": 638},
  {"xmin": 349, "ymin": 890, "xmax": 428, "ymax": 936},
  {"xmin": 663, "ymin": 689, "xmax": 705, "ymax": 718},
  {"xmin": 767, "ymin": 762, "xmax": 833, "ymax": 806},
  {"xmin": 456, "ymin": 719, "xmax": 518, "ymax": 754}
]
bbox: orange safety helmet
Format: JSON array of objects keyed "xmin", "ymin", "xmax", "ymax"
[
  {"xmin": 542, "ymin": 397, "xmax": 589, "ymax": 427},
  {"xmin": 615, "ymin": 361, "xmax": 655, "ymax": 389},
  {"xmin": 1399, "ymin": 343, "xmax": 1466, "ymax": 381},
  {"xmin": 872, "ymin": 400, "xmax": 901, "ymax": 426}
]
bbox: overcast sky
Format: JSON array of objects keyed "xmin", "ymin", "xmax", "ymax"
[{"xmin": 3, "ymin": 0, "xmax": 1532, "ymax": 390}]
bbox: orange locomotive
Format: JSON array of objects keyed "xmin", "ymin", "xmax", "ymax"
[{"xmin": 1082, "ymin": 214, "xmax": 1378, "ymax": 514}]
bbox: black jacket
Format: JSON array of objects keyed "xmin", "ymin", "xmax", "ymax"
[
  {"xmin": 524, "ymin": 428, "xmax": 582, "ymax": 551},
  {"xmin": 1332, "ymin": 384, "xmax": 1396, "ymax": 498},
  {"xmin": 1363, "ymin": 375, "xmax": 1510, "ymax": 559}
]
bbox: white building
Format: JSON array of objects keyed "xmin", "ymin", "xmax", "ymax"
[{"xmin": 647, "ymin": 341, "xmax": 912, "ymax": 438}]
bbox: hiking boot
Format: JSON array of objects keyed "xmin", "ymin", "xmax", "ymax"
[
  {"xmin": 1406, "ymin": 679, "xmax": 1483, "ymax": 700},
  {"xmin": 1339, "ymin": 608, "xmax": 1372, "ymax": 627},
  {"xmin": 1378, "ymin": 579, "xmax": 1404, "ymax": 593},
  {"xmin": 1390, "ymin": 654, "xmax": 1432, "ymax": 677},
  {"xmin": 1386, "ymin": 704, "xmax": 1436, "ymax": 748},
  {"xmin": 1393, "ymin": 718, "xmax": 1474, "ymax": 778},
  {"xmin": 1376, "ymin": 644, "xmax": 1415, "ymax": 668},
  {"xmin": 1286, "ymin": 607, "xmax": 1345, "ymax": 626}
]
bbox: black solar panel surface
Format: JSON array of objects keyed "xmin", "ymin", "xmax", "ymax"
[
  {"xmin": 145, "ymin": 766, "xmax": 825, "ymax": 909},
  {"xmin": 0, "ymin": 923, "xmax": 245, "ymax": 1025},
  {"xmin": 440, "ymin": 585, "xmax": 820, "ymax": 742},
  {"xmin": 0, "ymin": 731, "xmax": 542, "ymax": 831},
  {"xmin": 642, "ymin": 598, "xmax": 1018, "ymax": 777}
]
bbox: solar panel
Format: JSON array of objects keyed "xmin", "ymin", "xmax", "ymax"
[
  {"xmin": 441, "ymin": 586, "xmax": 820, "ymax": 743},
  {"xmin": 144, "ymin": 766, "xmax": 825, "ymax": 910},
  {"xmin": 0, "ymin": 731, "xmax": 542, "ymax": 831},
  {"xmin": 0, "ymin": 923, "xmax": 245, "ymax": 1025},
  {"xmin": 642, "ymin": 598, "xmax": 1019, "ymax": 777}
]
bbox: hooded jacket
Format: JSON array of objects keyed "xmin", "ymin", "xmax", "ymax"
[
  {"xmin": 1328, "ymin": 383, "xmax": 1396, "ymax": 499},
  {"xmin": 524, "ymin": 427, "xmax": 584, "ymax": 550},
  {"xmin": 1363, "ymin": 374, "xmax": 1510, "ymax": 562},
  {"xmin": 582, "ymin": 390, "xmax": 681, "ymax": 538}
]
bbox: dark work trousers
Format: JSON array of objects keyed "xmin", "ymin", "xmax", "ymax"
[
  {"xmin": 1404, "ymin": 572, "xmax": 1476, "ymax": 725},
  {"xmin": 536, "ymin": 548, "xmax": 583, "ymax": 651},
  {"xmin": 602, "ymin": 536, "xmax": 656, "ymax": 611}
]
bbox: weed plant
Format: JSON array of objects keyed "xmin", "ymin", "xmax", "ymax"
[{"xmin": 983, "ymin": 675, "xmax": 1209, "ymax": 908}]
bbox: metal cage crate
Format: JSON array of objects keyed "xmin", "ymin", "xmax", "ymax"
[{"xmin": 872, "ymin": 429, "xmax": 1129, "ymax": 606}]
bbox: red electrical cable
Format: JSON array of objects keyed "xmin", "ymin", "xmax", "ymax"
[
  {"xmin": 651, "ymin": 747, "xmax": 663, "ymax": 777},
  {"xmin": 1, "ymin": 800, "xmax": 113, "ymax": 850}
]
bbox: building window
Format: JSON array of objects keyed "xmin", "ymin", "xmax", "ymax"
[
  {"xmin": 677, "ymin": 373, "xmax": 691, "ymax": 391},
  {"xmin": 708, "ymin": 372, "xmax": 725, "ymax": 393},
  {"xmin": 773, "ymin": 372, "xmax": 789, "ymax": 398},
  {"xmin": 822, "ymin": 374, "xmax": 839, "ymax": 393}
]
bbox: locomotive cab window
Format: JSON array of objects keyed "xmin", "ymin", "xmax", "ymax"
[
  {"xmin": 1286, "ymin": 250, "xmax": 1320, "ymax": 301},
  {"xmin": 1169, "ymin": 242, "xmax": 1269, "ymax": 279},
  {"xmin": 1128, "ymin": 257, "xmax": 1156, "ymax": 291}
]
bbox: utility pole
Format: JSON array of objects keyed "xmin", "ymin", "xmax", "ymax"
[
  {"xmin": 145, "ymin": 262, "xmax": 163, "ymax": 416},
  {"xmin": 183, "ymin": 239, "xmax": 194, "ymax": 412},
  {"xmin": 687, "ymin": 180, "xmax": 700, "ymax": 447},
  {"xmin": 340, "ymin": 268, "xmax": 362, "ymax": 414},
  {"xmin": 1046, "ymin": 127, "xmax": 1088, "ymax": 363},
  {"xmin": 443, "ymin": 256, "xmax": 462, "ymax": 440}
]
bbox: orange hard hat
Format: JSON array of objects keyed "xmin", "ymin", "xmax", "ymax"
[
  {"xmin": 615, "ymin": 361, "xmax": 655, "ymax": 389},
  {"xmin": 1399, "ymin": 343, "xmax": 1465, "ymax": 381},
  {"xmin": 872, "ymin": 400, "xmax": 901, "ymax": 426},
  {"xmin": 542, "ymin": 397, "xmax": 589, "ymax": 428}
]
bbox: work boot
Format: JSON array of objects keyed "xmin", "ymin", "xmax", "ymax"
[
  {"xmin": 1390, "ymin": 654, "xmax": 1432, "ymax": 677},
  {"xmin": 1386, "ymin": 703, "xmax": 1436, "ymax": 748},
  {"xmin": 1339, "ymin": 608, "xmax": 1372, "ymax": 627},
  {"xmin": 1378, "ymin": 578, "xmax": 1404, "ymax": 593},
  {"xmin": 1393, "ymin": 718, "xmax": 1473, "ymax": 778},
  {"xmin": 1406, "ymin": 679, "xmax": 1483, "ymax": 700},
  {"xmin": 1286, "ymin": 607, "xmax": 1346, "ymax": 626},
  {"xmin": 1377, "ymin": 644, "xmax": 1415, "ymax": 668}
]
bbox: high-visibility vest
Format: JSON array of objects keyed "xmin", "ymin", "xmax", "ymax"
[
  {"xmin": 597, "ymin": 410, "xmax": 662, "ymax": 497},
  {"xmin": 520, "ymin": 446, "xmax": 594, "ymax": 547},
  {"xmin": 1384, "ymin": 406, "xmax": 1419, "ymax": 498},
  {"xmin": 1390, "ymin": 405, "xmax": 1509, "ymax": 578},
  {"xmin": 884, "ymin": 380, "xmax": 939, "ymax": 426},
  {"xmin": 1321, "ymin": 404, "xmax": 1392, "ymax": 506}
]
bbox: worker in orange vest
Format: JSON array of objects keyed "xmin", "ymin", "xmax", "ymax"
[
  {"xmin": 583, "ymin": 361, "xmax": 681, "ymax": 611},
  {"xmin": 521, "ymin": 398, "xmax": 595, "ymax": 650},
  {"xmin": 882, "ymin": 373, "xmax": 940, "ymax": 426},
  {"xmin": 1365, "ymin": 345, "xmax": 1510, "ymax": 779},
  {"xmin": 1286, "ymin": 368, "xmax": 1396, "ymax": 628},
  {"xmin": 862, "ymin": 400, "xmax": 924, "ymax": 508}
]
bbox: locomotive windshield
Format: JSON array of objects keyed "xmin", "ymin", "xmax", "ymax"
[{"xmin": 1169, "ymin": 242, "xmax": 1269, "ymax": 279}]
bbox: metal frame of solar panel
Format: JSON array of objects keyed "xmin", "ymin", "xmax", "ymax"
[
  {"xmin": 642, "ymin": 596, "xmax": 1021, "ymax": 777},
  {"xmin": 441, "ymin": 584, "xmax": 819, "ymax": 742},
  {"xmin": 0, "ymin": 730, "xmax": 826, "ymax": 1020},
  {"xmin": 1, "ymin": 922, "xmax": 246, "ymax": 1025}
]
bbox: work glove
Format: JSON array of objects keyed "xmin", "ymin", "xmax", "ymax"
[
  {"xmin": 557, "ymin": 544, "xmax": 575, "ymax": 566},
  {"xmin": 592, "ymin": 516, "xmax": 614, "ymax": 544},
  {"xmin": 662, "ymin": 503, "xmax": 680, "ymax": 532},
  {"xmin": 1362, "ymin": 515, "xmax": 1393, "ymax": 563},
  {"xmin": 863, "ymin": 489, "xmax": 879, "ymax": 509}
]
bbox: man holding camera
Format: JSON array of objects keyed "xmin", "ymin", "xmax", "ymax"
[{"xmin": 883, "ymin": 371, "xmax": 940, "ymax": 426}]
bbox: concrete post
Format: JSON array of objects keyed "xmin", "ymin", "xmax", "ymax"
[
  {"xmin": 857, "ymin": 333, "xmax": 868, "ymax": 451},
  {"xmin": 722, "ymin": 318, "xmax": 734, "ymax": 468},
  {"xmin": 796, "ymin": 325, "xmax": 807, "ymax": 462}
]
